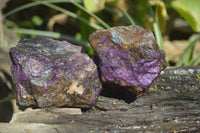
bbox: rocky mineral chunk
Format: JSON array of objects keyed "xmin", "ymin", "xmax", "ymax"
[
  {"xmin": 9, "ymin": 37, "xmax": 101, "ymax": 109},
  {"xmin": 89, "ymin": 25, "xmax": 167, "ymax": 99}
]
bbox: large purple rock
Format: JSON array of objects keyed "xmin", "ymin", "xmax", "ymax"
[
  {"xmin": 10, "ymin": 37, "xmax": 101, "ymax": 109},
  {"xmin": 89, "ymin": 25, "xmax": 167, "ymax": 98}
]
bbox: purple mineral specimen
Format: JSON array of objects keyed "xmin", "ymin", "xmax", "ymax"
[
  {"xmin": 89, "ymin": 25, "xmax": 167, "ymax": 98},
  {"xmin": 10, "ymin": 37, "xmax": 101, "ymax": 109}
]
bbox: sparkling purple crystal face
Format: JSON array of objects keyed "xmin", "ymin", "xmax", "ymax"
[
  {"xmin": 89, "ymin": 25, "xmax": 167, "ymax": 96},
  {"xmin": 10, "ymin": 37, "xmax": 101, "ymax": 109}
]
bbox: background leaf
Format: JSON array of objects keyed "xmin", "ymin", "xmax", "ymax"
[
  {"xmin": 168, "ymin": 0, "xmax": 200, "ymax": 32},
  {"xmin": 83, "ymin": 0, "xmax": 105, "ymax": 13}
]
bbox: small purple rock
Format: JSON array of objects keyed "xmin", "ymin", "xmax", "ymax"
[
  {"xmin": 10, "ymin": 37, "xmax": 101, "ymax": 109},
  {"xmin": 89, "ymin": 25, "xmax": 167, "ymax": 97}
]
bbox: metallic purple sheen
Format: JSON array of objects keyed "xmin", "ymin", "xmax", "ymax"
[
  {"xmin": 89, "ymin": 25, "xmax": 167, "ymax": 97},
  {"xmin": 10, "ymin": 37, "xmax": 101, "ymax": 109}
]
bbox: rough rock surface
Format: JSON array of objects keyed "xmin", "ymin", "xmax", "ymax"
[
  {"xmin": 89, "ymin": 25, "xmax": 167, "ymax": 98},
  {"xmin": 9, "ymin": 37, "xmax": 101, "ymax": 109}
]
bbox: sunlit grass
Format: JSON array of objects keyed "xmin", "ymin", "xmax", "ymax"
[{"xmin": 176, "ymin": 34, "xmax": 200, "ymax": 66}]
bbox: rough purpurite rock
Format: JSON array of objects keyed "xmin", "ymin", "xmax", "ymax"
[
  {"xmin": 9, "ymin": 37, "xmax": 101, "ymax": 109},
  {"xmin": 89, "ymin": 25, "xmax": 167, "ymax": 98}
]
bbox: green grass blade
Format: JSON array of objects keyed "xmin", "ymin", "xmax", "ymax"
[
  {"xmin": 4, "ymin": 0, "xmax": 102, "ymax": 30},
  {"xmin": 184, "ymin": 43, "xmax": 195, "ymax": 65},
  {"xmin": 4, "ymin": 0, "xmax": 75, "ymax": 18},
  {"xmin": 104, "ymin": 6, "xmax": 129, "ymax": 24},
  {"xmin": 3, "ymin": 2, "xmax": 40, "ymax": 18},
  {"xmin": 5, "ymin": 28, "xmax": 95, "ymax": 54},
  {"xmin": 188, "ymin": 53, "xmax": 200, "ymax": 65},
  {"xmin": 5, "ymin": 28, "xmax": 88, "ymax": 47},
  {"xmin": 176, "ymin": 34, "xmax": 200, "ymax": 66},
  {"xmin": 70, "ymin": 0, "xmax": 110, "ymax": 29},
  {"xmin": 112, "ymin": 4, "xmax": 135, "ymax": 25},
  {"xmin": 148, "ymin": 0, "xmax": 164, "ymax": 50},
  {"xmin": 44, "ymin": 0, "xmax": 82, "ymax": 3},
  {"xmin": 0, "ymin": 96, "xmax": 15, "ymax": 103},
  {"xmin": 38, "ymin": 1, "xmax": 103, "ymax": 30}
]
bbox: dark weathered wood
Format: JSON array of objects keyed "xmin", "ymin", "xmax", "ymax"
[{"xmin": 0, "ymin": 66, "xmax": 200, "ymax": 132}]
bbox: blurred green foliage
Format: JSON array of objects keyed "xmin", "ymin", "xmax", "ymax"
[
  {"xmin": 32, "ymin": 15, "xmax": 43, "ymax": 26},
  {"xmin": 164, "ymin": 0, "xmax": 200, "ymax": 32},
  {"xmin": 83, "ymin": 0, "xmax": 105, "ymax": 13},
  {"xmin": 3, "ymin": 0, "xmax": 200, "ymax": 66}
]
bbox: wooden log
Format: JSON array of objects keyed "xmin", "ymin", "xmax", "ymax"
[{"xmin": 0, "ymin": 66, "xmax": 200, "ymax": 132}]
